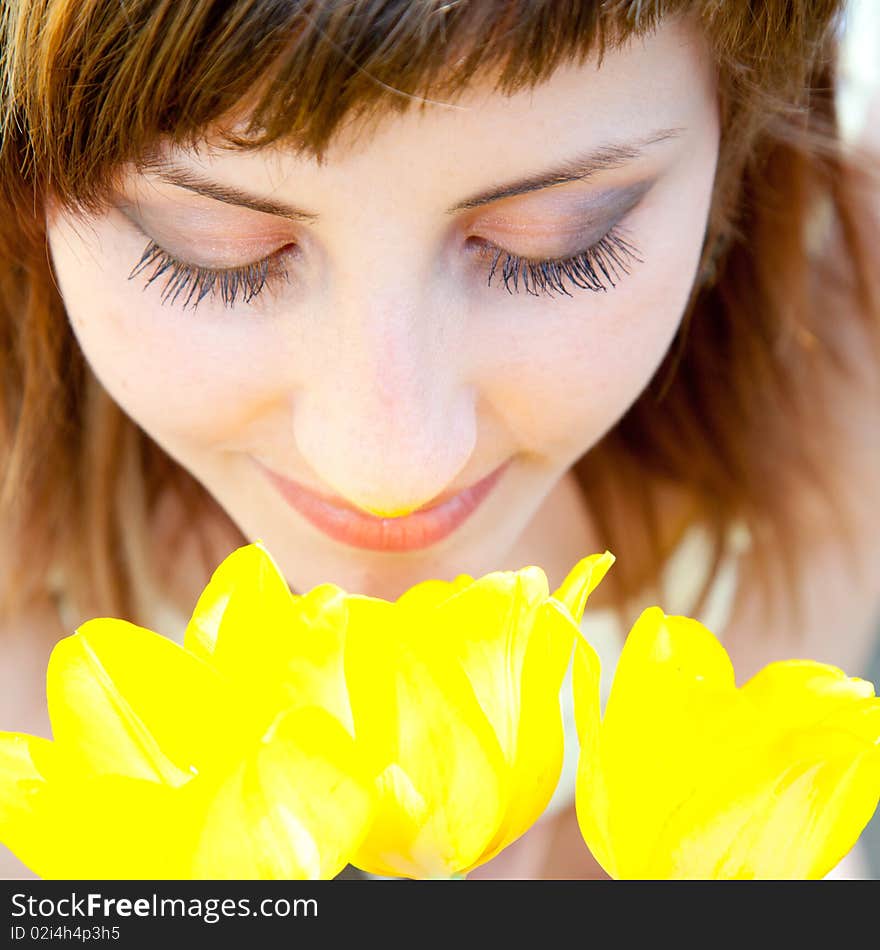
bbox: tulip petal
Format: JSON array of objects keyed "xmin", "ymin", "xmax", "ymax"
[
  {"xmin": 0, "ymin": 732, "xmax": 51, "ymax": 815},
  {"xmin": 213, "ymin": 582, "xmax": 353, "ymax": 734},
  {"xmin": 648, "ymin": 707, "xmax": 880, "ymax": 879},
  {"xmin": 16, "ymin": 770, "xmax": 201, "ymax": 879},
  {"xmin": 608, "ymin": 609, "xmax": 736, "ymax": 705},
  {"xmin": 352, "ymin": 763, "xmax": 431, "ymax": 878},
  {"xmin": 599, "ymin": 609, "xmax": 746, "ymax": 877},
  {"xmin": 48, "ymin": 619, "xmax": 241, "ymax": 782},
  {"xmin": 183, "ymin": 539, "xmax": 296, "ymax": 663},
  {"xmin": 185, "ymin": 543, "xmax": 353, "ymax": 733},
  {"xmin": 552, "ymin": 551, "xmax": 615, "ymax": 625},
  {"xmin": 432, "ymin": 568, "xmax": 549, "ymax": 761},
  {"xmin": 741, "ymin": 660, "xmax": 876, "ymax": 731},
  {"xmin": 270, "ymin": 585, "xmax": 354, "ymax": 734},
  {"xmin": 194, "ymin": 706, "xmax": 375, "ymax": 879},
  {"xmin": 394, "ymin": 574, "xmax": 474, "ymax": 611},
  {"xmin": 572, "ymin": 633, "xmax": 616, "ymax": 876},
  {"xmin": 345, "ymin": 597, "xmax": 506, "ymax": 877},
  {"xmin": 0, "ymin": 732, "xmax": 55, "ymax": 870},
  {"xmin": 584, "ymin": 612, "xmax": 880, "ymax": 879},
  {"xmin": 478, "ymin": 599, "xmax": 580, "ymax": 866}
]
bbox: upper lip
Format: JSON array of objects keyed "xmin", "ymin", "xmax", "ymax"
[{"xmin": 257, "ymin": 460, "xmax": 508, "ymax": 517}]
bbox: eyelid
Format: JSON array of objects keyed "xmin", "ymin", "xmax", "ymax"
[
  {"xmin": 115, "ymin": 201, "xmax": 295, "ymax": 266},
  {"xmin": 471, "ymin": 178, "xmax": 655, "ymax": 243},
  {"xmin": 477, "ymin": 223, "xmax": 644, "ymax": 297},
  {"xmin": 117, "ymin": 204, "xmax": 298, "ymax": 311},
  {"xmin": 121, "ymin": 183, "xmax": 648, "ymax": 310},
  {"xmin": 128, "ymin": 237, "xmax": 295, "ymax": 310}
]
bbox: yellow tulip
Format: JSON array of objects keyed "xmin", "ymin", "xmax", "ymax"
[
  {"xmin": 573, "ymin": 606, "xmax": 880, "ymax": 879},
  {"xmin": 0, "ymin": 615, "xmax": 374, "ymax": 879},
  {"xmin": 186, "ymin": 540, "xmax": 614, "ymax": 878},
  {"xmin": 341, "ymin": 552, "xmax": 613, "ymax": 878},
  {"xmin": 1, "ymin": 537, "xmax": 615, "ymax": 880},
  {"xmin": 182, "ymin": 540, "xmax": 354, "ymax": 734}
]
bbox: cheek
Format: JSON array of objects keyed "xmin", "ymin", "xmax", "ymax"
[
  {"xmin": 480, "ymin": 266, "xmax": 693, "ymax": 459},
  {"xmin": 477, "ymin": 206, "xmax": 710, "ymax": 458},
  {"xmin": 477, "ymin": 297, "xmax": 682, "ymax": 459},
  {"xmin": 477, "ymin": 138, "xmax": 718, "ymax": 458},
  {"xmin": 46, "ymin": 213, "xmax": 289, "ymax": 452}
]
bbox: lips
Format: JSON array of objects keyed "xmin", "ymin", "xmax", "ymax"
[{"xmin": 256, "ymin": 458, "xmax": 510, "ymax": 552}]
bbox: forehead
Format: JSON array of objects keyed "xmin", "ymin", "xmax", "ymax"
[
  {"xmin": 134, "ymin": 15, "xmax": 713, "ymax": 211},
  {"xmin": 122, "ymin": 20, "xmax": 715, "ymax": 242}
]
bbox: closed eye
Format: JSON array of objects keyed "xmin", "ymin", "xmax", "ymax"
[
  {"xmin": 127, "ymin": 239, "xmax": 297, "ymax": 310},
  {"xmin": 126, "ymin": 223, "xmax": 643, "ymax": 312},
  {"xmin": 471, "ymin": 224, "xmax": 643, "ymax": 298}
]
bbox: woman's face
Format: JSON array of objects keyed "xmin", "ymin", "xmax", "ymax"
[{"xmin": 47, "ymin": 15, "xmax": 719, "ymax": 599}]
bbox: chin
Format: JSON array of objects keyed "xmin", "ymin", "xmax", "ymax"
[{"xmin": 282, "ymin": 531, "xmax": 499, "ymax": 601}]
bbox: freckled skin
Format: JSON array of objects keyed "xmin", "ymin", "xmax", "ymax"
[{"xmin": 46, "ymin": 15, "xmax": 720, "ymax": 601}]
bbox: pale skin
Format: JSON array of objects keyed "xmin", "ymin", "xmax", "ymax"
[{"xmin": 2, "ymin": 14, "xmax": 879, "ymax": 878}]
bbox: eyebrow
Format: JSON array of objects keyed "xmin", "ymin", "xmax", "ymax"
[
  {"xmin": 137, "ymin": 153, "xmax": 321, "ymax": 223},
  {"xmin": 137, "ymin": 126, "xmax": 685, "ymax": 221},
  {"xmin": 447, "ymin": 127, "xmax": 685, "ymax": 213}
]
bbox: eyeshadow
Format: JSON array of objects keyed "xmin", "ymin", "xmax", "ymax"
[{"xmin": 471, "ymin": 178, "xmax": 655, "ymax": 257}]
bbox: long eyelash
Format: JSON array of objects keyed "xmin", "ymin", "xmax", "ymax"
[
  {"xmin": 127, "ymin": 240, "xmax": 291, "ymax": 311},
  {"xmin": 128, "ymin": 226, "xmax": 641, "ymax": 311},
  {"xmin": 484, "ymin": 225, "xmax": 643, "ymax": 297}
]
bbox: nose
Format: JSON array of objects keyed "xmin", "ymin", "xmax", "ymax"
[{"xmin": 292, "ymin": 288, "xmax": 477, "ymax": 518}]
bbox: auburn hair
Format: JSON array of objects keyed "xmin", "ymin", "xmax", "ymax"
[{"xmin": 0, "ymin": 1, "xmax": 878, "ymax": 635}]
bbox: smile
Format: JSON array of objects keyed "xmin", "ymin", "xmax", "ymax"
[{"xmin": 255, "ymin": 458, "xmax": 511, "ymax": 552}]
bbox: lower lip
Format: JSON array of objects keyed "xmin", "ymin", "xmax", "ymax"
[{"xmin": 257, "ymin": 460, "xmax": 510, "ymax": 552}]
